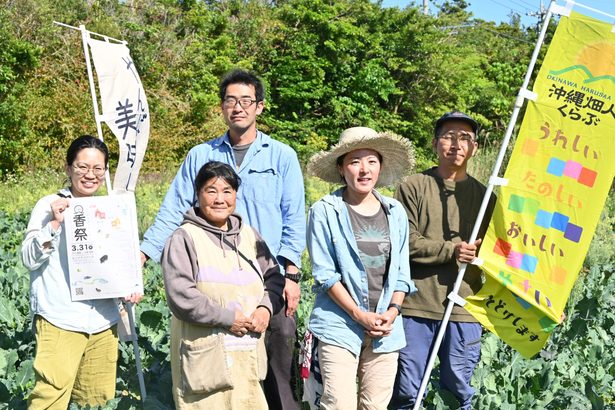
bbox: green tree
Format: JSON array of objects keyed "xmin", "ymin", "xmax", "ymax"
[{"xmin": 0, "ymin": 8, "xmax": 41, "ymax": 174}]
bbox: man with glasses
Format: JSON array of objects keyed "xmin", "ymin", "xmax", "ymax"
[
  {"xmin": 141, "ymin": 69, "xmax": 305, "ymax": 410},
  {"xmin": 389, "ymin": 111, "xmax": 495, "ymax": 410}
]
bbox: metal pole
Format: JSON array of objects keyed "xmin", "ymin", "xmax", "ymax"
[
  {"xmin": 126, "ymin": 302, "xmax": 147, "ymax": 404},
  {"xmin": 78, "ymin": 25, "xmax": 113, "ymax": 191},
  {"xmin": 572, "ymin": 0, "xmax": 615, "ymax": 19},
  {"xmin": 410, "ymin": 2, "xmax": 557, "ymax": 409},
  {"xmin": 54, "ymin": 21, "xmax": 124, "ymax": 45},
  {"xmin": 67, "ymin": 22, "xmax": 147, "ymax": 403}
]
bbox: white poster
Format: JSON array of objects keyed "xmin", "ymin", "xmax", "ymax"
[
  {"xmin": 65, "ymin": 193, "xmax": 143, "ymax": 301},
  {"xmin": 87, "ymin": 37, "xmax": 150, "ymax": 192}
]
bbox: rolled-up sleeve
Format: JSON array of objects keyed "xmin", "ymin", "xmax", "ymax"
[
  {"xmin": 276, "ymin": 149, "xmax": 306, "ymax": 269},
  {"xmin": 307, "ymin": 203, "xmax": 340, "ymax": 293}
]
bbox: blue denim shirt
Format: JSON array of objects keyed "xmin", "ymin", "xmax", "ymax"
[
  {"xmin": 141, "ymin": 131, "xmax": 306, "ymax": 271},
  {"xmin": 307, "ymin": 188, "xmax": 416, "ymax": 355}
]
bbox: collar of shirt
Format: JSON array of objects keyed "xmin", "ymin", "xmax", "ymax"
[
  {"xmin": 214, "ymin": 130, "xmax": 271, "ymax": 150},
  {"xmin": 321, "ymin": 187, "xmax": 394, "ymax": 216}
]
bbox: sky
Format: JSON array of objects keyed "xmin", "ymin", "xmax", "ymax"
[{"xmin": 380, "ymin": 0, "xmax": 615, "ymax": 27}]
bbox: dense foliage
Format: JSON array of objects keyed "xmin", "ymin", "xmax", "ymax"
[
  {"xmin": 2, "ymin": 1, "xmax": 613, "ymax": 409},
  {"xmin": 0, "ymin": 0, "xmax": 540, "ymax": 175},
  {"xmin": 0, "ymin": 170, "xmax": 613, "ymax": 409}
]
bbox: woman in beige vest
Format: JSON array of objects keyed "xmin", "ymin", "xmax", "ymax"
[{"xmin": 162, "ymin": 160, "xmax": 285, "ymax": 409}]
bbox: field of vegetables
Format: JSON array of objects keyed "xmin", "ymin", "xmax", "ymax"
[{"xmin": 0, "ymin": 171, "xmax": 613, "ymax": 409}]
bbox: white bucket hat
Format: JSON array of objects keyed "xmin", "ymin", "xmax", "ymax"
[{"xmin": 307, "ymin": 126, "xmax": 415, "ymax": 187}]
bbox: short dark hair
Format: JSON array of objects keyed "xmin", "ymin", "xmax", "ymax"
[
  {"xmin": 66, "ymin": 135, "xmax": 109, "ymax": 166},
  {"xmin": 219, "ymin": 69, "xmax": 265, "ymax": 102},
  {"xmin": 195, "ymin": 161, "xmax": 241, "ymax": 193}
]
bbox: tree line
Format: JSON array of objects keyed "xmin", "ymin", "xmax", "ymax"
[{"xmin": 0, "ymin": 0, "xmax": 546, "ymax": 176}]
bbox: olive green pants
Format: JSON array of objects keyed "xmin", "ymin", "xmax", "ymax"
[{"xmin": 28, "ymin": 315, "xmax": 118, "ymax": 409}]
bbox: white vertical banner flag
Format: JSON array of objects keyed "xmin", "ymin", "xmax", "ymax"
[{"xmin": 87, "ymin": 38, "xmax": 149, "ymax": 192}]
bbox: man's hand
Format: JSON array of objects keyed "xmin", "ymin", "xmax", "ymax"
[
  {"xmin": 123, "ymin": 293, "xmax": 143, "ymax": 304},
  {"xmin": 140, "ymin": 251, "xmax": 149, "ymax": 268},
  {"xmin": 283, "ymin": 279, "xmax": 301, "ymax": 317},
  {"xmin": 248, "ymin": 307, "xmax": 271, "ymax": 333},
  {"xmin": 454, "ymin": 239, "xmax": 482, "ymax": 264},
  {"xmin": 230, "ymin": 310, "xmax": 252, "ymax": 337}
]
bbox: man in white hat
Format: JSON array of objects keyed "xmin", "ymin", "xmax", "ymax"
[
  {"xmin": 390, "ymin": 111, "xmax": 495, "ymax": 410},
  {"xmin": 141, "ymin": 69, "xmax": 305, "ymax": 410}
]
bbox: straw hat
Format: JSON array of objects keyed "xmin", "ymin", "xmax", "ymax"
[{"xmin": 307, "ymin": 127, "xmax": 415, "ymax": 187}]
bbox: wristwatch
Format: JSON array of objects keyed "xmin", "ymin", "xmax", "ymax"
[
  {"xmin": 285, "ymin": 272, "xmax": 302, "ymax": 283},
  {"xmin": 388, "ymin": 303, "xmax": 402, "ymax": 316}
]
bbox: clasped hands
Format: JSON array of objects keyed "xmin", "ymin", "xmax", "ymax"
[
  {"xmin": 229, "ymin": 307, "xmax": 271, "ymax": 337},
  {"xmin": 353, "ymin": 308, "xmax": 398, "ymax": 338}
]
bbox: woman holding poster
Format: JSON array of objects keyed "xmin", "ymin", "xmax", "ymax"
[
  {"xmin": 161, "ymin": 160, "xmax": 285, "ymax": 409},
  {"xmin": 21, "ymin": 135, "xmax": 121, "ymax": 408}
]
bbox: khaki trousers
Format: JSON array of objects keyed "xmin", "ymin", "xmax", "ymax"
[
  {"xmin": 28, "ymin": 315, "xmax": 118, "ymax": 409},
  {"xmin": 318, "ymin": 338, "xmax": 399, "ymax": 410}
]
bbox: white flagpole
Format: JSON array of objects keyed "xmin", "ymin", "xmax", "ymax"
[
  {"xmin": 79, "ymin": 26, "xmax": 148, "ymax": 404},
  {"xmin": 126, "ymin": 302, "xmax": 148, "ymax": 402},
  {"xmin": 78, "ymin": 24, "xmax": 113, "ymax": 191},
  {"xmin": 570, "ymin": 0, "xmax": 615, "ymax": 19},
  {"xmin": 54, "ymin": 21, "xmax": 148, "ymax": 405},
  {"xmin": 53, "ymin": 22, "xmax": 113, "ymax": 190},
  {"xmin": 411, "ymin": 1, "xmax": 558, "ymax": 408}
]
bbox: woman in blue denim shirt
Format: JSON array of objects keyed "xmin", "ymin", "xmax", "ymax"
[{"xmin": 306, "ymin": 127, "xmax": 417, "ymax": 410}]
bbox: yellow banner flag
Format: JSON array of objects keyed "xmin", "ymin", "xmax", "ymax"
[{"xmin": 465, "ymin": 12, "xmax": 615, "ymax": 358}]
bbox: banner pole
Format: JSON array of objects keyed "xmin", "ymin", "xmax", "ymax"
[
  {"xmin": 76, "ymin": 23, "xmax": 147, "ymax": 403},
  {"xmin": 78, "ymin": 24, "xmax": 113, "ymax": 192},
  {"xmin": 411, "ymin": 2, "xmax": 558, "ymax": 408},
  {"xmin": 126, "ymin": 302, "xmax": 148, "ymax": 404}
]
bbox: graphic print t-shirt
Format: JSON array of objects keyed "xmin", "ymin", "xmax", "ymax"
[{"xmin": 346, "ymin": 204, "xmax": 391, "ymax": 312}]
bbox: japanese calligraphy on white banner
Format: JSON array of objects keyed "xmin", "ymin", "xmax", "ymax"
[
  {"xmin": 87, "ymin": 38, "xmax": 149, "ymax": 192},
  {"xmin": 65, "ymin": 193, "xmax": 143, "ymax": 301}
]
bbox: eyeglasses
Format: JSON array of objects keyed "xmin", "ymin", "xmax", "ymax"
[
  {"xmin": 72, "ymin": 164, "xmax": 107, "ymax": 177},
  {"xmin": 222, "ymin": 97, "xmax": 258, "ymax": 109},
  {"xmin": 438, "ymin": 131, "xmax": 476, "ymax": 144}
]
